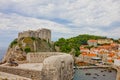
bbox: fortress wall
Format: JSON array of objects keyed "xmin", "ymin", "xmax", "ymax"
[
  {"xmin": 27, "ymin": 52, "xmax": 64, "ymax": 63},
  {"xmin": 112, "ymin": 65, "xmax": 120, "ymax": 80},
  {"xmin": 18, "ymin": 32, "xmax": 29, "ymax": 39},
  {"xmin": 38, "ymin": 29, "xmax": 51, "ymax": 42},
  {"xmin": 0, "ymin": 53, "xmax": 74, "ymax": 80},
  {"xmin": 42, "ymin": 54, "xmax": 74, "ymax": 80},
  {"xmin": 18, "ymin": 28, "xmax": 51, "ymax": 42},
  {"xmin": 0, "ymin": 66, "xmax": 42, "ymax": 80}
]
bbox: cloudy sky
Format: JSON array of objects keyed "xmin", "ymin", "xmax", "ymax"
[{"xmin": 0, "ymin": 0, "xmax": 120, "ymax": 48}]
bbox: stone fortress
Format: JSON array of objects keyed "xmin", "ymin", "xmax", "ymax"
[
  {"xmin": 18, "ymin": 28, "xmax": 51, "ymax": 42},
  {"xmin": 0, "ymin": 52, "xmax": 74, "ymax": 80},
  {"xmin": 0, "ymin": 28, "xmax": 74, "ymax": 80}
]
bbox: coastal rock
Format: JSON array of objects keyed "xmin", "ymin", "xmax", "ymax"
[{"xmin": 2, "ymin": 37, "xmax": 56, "ymax": 64}]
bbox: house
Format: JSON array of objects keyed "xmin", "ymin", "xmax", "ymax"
[
  {"xmin": 114, "ymin": 58, "xmax": 120, "ymax": 66},
  {"xmin": 97, "ymin": 39, "xmax": 113, "ymax": 44},
  {"xmin": 80, "ymin": 48, "xmax": 89, "ymax": 53},
  {"xmin": 87, "ymin": 40, "xmax": 97, "ymax": 47}
]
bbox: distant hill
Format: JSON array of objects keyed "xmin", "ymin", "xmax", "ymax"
[{"xmin": 55, "ymin": 34, "xmax": 107, "ymax": 56}]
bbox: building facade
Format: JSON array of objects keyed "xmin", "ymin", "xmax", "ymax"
[
  {"xmin": 87, "ymin": 40, "xmax": 97, "ymax": 47},
  {"xmin": 98, "ymin": 39, "xmax": 113, "ymax": 44}
]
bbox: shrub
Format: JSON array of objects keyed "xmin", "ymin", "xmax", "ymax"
[
  {"xmin": 10, "ymin": 39, "xmax": 18, "ymax": 48},
  {"xmin": 23, "ymin": 37, "xmax": 33, "ymax": 43},
  {"xmin": 31, "ymin": 37, "xmax": 35, "ymax": 40},
  {"xmin": 24, "ymin": 47, "xmax": 31, "ymax": 53}
]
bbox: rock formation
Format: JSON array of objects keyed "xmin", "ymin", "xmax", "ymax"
[{"xmin": 2, "ymin": 29, "xmax": 55, "ymax": 63}]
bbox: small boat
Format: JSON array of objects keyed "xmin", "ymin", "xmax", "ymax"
[{"xmin": 85, "ymin": 73, "xmax": 91, "ymax": 75}]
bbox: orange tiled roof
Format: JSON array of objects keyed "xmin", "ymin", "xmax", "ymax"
[
  {"xmin": 110, "ymin": 43, "xmax": 118, "ymax": 46},
  {"xmin": 117, "ymin": 57, "xmax": 120, "ymax": 60},
  {"xmin": 87, "ymin": 53, "xmax": 97, "ymax": 57},
  {"xmin": 107, "ymin": 59, "xmax": 113, "ymax": 63},
  {"xmin": 80, "ymin": 48, "xmax": 89, "ymax": 50},
  {"xmin": 81, "ymin": 52, "xmax": 87, "ymax": 55},
  {"xmin": 80, "ymin": 45, "xmax": 88, "ymax": 49},
  {"xmin": 108, "ymin": 53, "xmax": 115, "ymax": 57},
  {"xmin": 98, "ymin": 45, "xmax": 112, "ymax": 49},
  {"xmin": 99, "ymin": 52, "xmax": 106, "ymax": 54},
  {"xmin": 88, "ymin": 40, "xmax": 97, "ymax": 42}
]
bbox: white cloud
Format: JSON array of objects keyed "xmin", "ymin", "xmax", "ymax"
[
  {"xmin": 0, "ymin": 0, "xmax": 120, "ymax": 26},
  {"xmin": 0, "ymin": 13, "xmax": 71, "ymax": 34},
  {"xmin": 0, "ymin": 0, "xmax": 120, "ymax": 40},
  {"xmin": 106, "ymin": 26, "xmax": 120, "ymax": 38}
]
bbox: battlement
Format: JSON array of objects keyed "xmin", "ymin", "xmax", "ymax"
[{"xmin": 18, "ymin": 28, "xmax": 51, "ymax": 42}]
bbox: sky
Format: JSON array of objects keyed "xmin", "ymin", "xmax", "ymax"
[{"xmin": 0, "ymin": 0, "xmax": 120, "ymax": 48}]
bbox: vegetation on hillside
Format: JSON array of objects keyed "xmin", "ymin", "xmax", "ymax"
[
  {"xmin": 10, "ymin": 39, "xmax": 18, "ymax": 48},
  {"xmin": 9, "ymin": 37, "xmax": 55, "ymax": 53},
  {"xmin": 3, "ymin": 37, "xmax": 56, "ymax": 62},
  {"xmin": 9, "ymin": 34, "xmax": 119, "ymax": 57},
  {"xmin": 55, "ymin": 34, "xmax": 107, "ymax": 56}
]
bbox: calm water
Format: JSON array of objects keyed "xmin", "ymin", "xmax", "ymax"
[{"xmin": 73, "ymin": 68, "xmax": 117, "ymax": 80}]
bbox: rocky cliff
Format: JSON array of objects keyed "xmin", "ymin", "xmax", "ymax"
[{"xmin": 2, "ymin": 37, "xmax": 55, "ymax": 63}]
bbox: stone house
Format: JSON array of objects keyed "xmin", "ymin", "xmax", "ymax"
[
  {"xmin": 97, "ymin": 39, "xmax": 113, "ymax": 44},
  {"xmin": 87, "ymin": 40, "xmax": 97, "ymax": 47},
  {"xmin": 114, "ymin": 58, "xmax": 120, "ymax": 66}
]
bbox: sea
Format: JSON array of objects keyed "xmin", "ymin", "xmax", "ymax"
[
  {"xmin": 73, "ymin": 68, "xmax": 117, "ymax": 80},
  {"xmin": 0, "ymin": 48, "xmax": 7, "ymax": 61}
]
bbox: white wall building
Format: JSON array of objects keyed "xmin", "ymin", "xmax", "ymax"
[{"xmin": 114, "ymin": 59, "xmax": 120, "ymax": 66}]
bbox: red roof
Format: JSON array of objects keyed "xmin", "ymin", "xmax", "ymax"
[{"xmin": 88, "ymin": 40, "xmax": 97, "ymax": 42}]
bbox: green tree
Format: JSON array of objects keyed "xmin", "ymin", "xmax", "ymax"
[
  {"xmin": 10, "ymin": 39, "xmax": 18, "ymax": 48},
  {"xmin": 55, "ymin": 34, "xmax": 107, "ymax": 56}
]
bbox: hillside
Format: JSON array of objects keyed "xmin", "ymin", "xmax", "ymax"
[
  {"xmin": 2, "ymin": 37, "xmax": 55, "ymax": 63},
  {"xmin": 55, "ymin": 34, "xmax": 107, "ymax": 56}
]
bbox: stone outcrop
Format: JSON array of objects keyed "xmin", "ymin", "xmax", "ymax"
[{"xmin": 2, "ymin": 37, "xmax": 55, "ymax": 63}]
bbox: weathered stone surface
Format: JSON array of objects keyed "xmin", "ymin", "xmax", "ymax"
[
  {"xmin": 0, "ymin": 52, "xmax": 74, "ymax": 80},
  {"xmin": 42, "ymin": 54, "xmax": 74, "ymax": 80},
  {"xmin": 18, "ymin": 28, "xmax": 51, "ymax": 42}
]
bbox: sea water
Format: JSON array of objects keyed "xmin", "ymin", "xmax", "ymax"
[{"xmin": 73, "ymin": 68, "xmax": 117, "ymax": 80}]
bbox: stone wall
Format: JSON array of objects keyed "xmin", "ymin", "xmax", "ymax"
[
  {"xmin": 27, "ymin": 52, "xmax": 64, "ymax": 63},
  {"xmin": 18, "ymin": 28, "xmax": 51, "ymax": 42},
  {"xmin": 0, "ymin": 66, "xmax": 42, "ymax": 80},
  {"xmin": 42, "ymin": 54, "xmax": 74, "ymax": 80},
  {"xmin": 37, "ymin": 28, "xmax": 51, "ymax": 42},
  {"xmin": 18, "ymin": 30, "xmax": 35, "ymax": 39},
  {"xmin": 0, "ymin": 52, "xmax": 74, "ymax": 80},
  {"xmin": 112, "ymin": 65, "xmax": 120, "ymax": 80}
]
